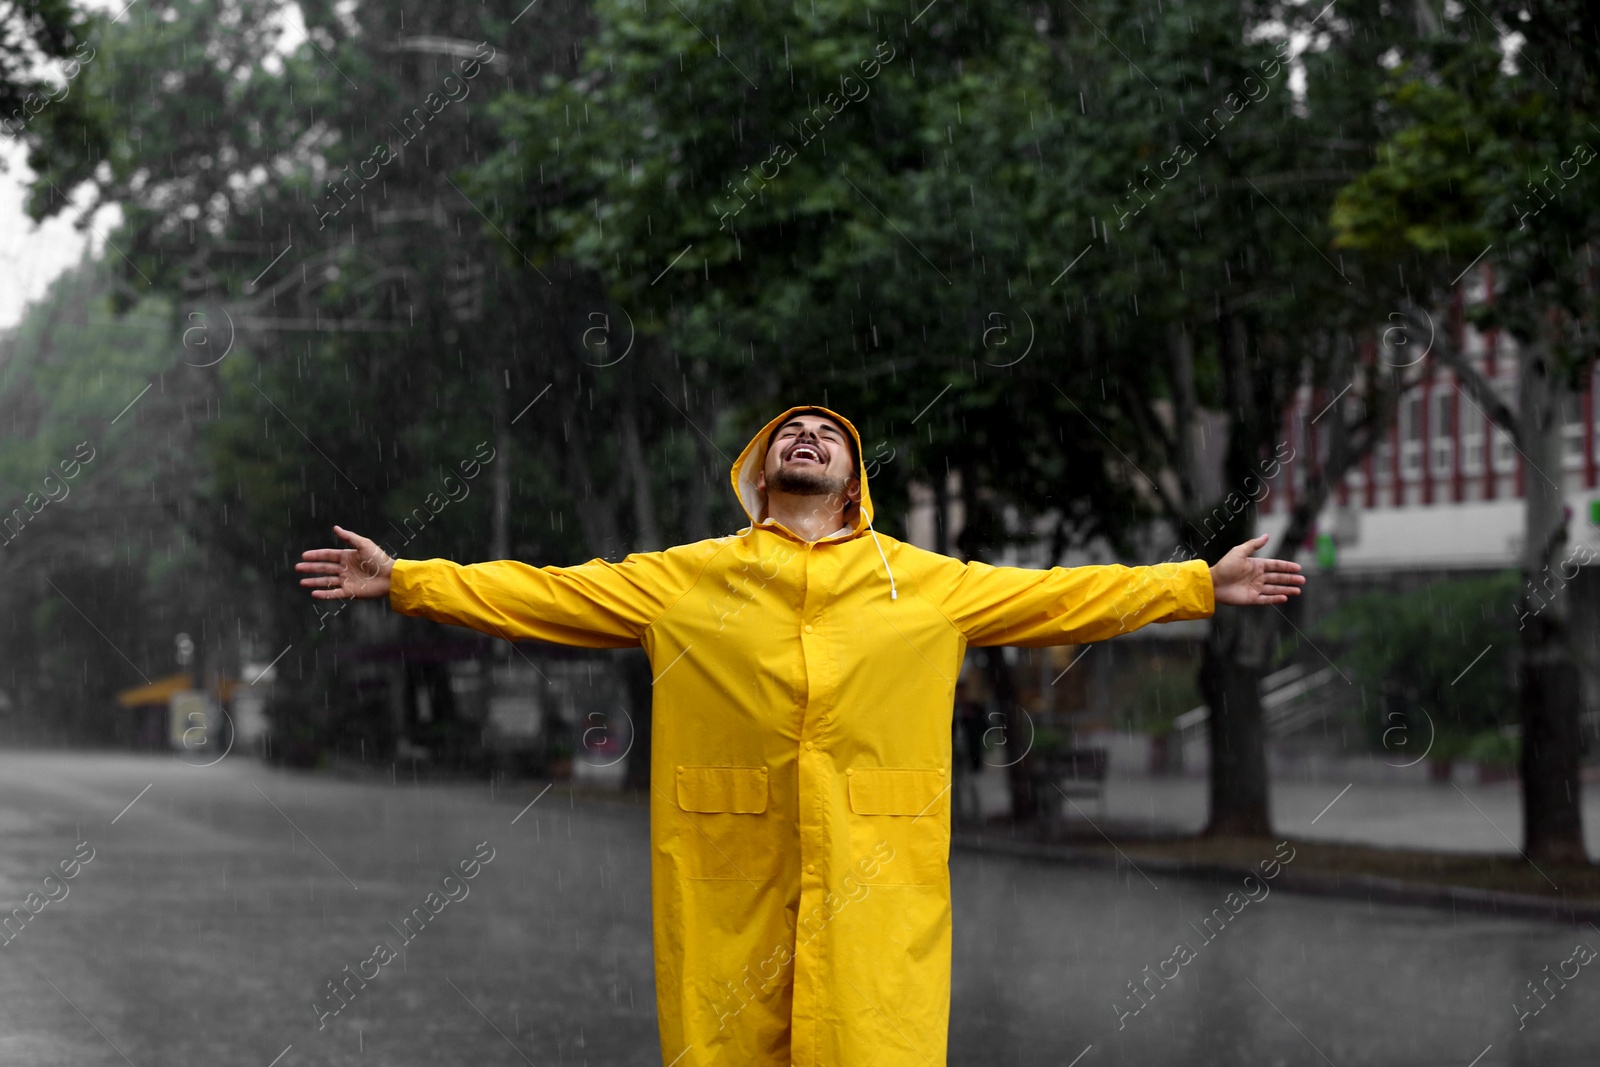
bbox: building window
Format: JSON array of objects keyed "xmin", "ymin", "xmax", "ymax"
[
  {"xmin": 1491, "ymin": 428, "xmax": 1517, "ymax": 474},
  {"xmin": 1344, "ymin": 399, "xmax": 1366, "ymax": 488},
  {"xmin": 1492, "ymin": 377, "xmax": 1518, "ymax": 474},
  {"xmin": 1400, "ymin": 393, "xmax": 1423, "ymax": 480},
  {"xmin": 1373, "ymin": 433, "xmax": 1393, "ymax": 485},
  {"xmin": 1564, "ymin": 393, "xmax": 1584, "ymax": 470},
  {"xmin": 1461, "ymin": 405, "xmax": 1485, "ymax": 474},
  {"xmin": 1431, "ymin": 388, "xmax": 1455, "ymax": 477}
]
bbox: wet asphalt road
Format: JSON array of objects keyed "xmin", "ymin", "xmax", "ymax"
[{"xmin": 0, "ymin": 752, "xmax": 1595, "ymax": 1066}]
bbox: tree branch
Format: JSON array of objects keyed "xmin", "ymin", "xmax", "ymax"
[
  {"xmin": 1279, "ymin": 350, "xmax": 1427, "ymax": 553},
  {"xmin": 1401, "ymin": 300, "xmax": 1523, "ymax": 447}
]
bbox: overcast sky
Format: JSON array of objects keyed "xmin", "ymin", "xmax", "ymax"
[
  {"xmin": 0, "ymin": 0, "xmax": 131, "ymax": 331},
  {"xmin": 0, "ymin": 0, "xmax": 307, "ymax": 332},
  {"xmin": 0, "ymin": 139, "xmax": 105, "ymax": 330}
]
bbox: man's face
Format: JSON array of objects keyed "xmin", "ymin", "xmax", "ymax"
[{"xmin": 757, "ymin": 414, "xmax": 860, "ymax": 503}]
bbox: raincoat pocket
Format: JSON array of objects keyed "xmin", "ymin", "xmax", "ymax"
[
  {"xmin": 675, "ymin": 766, "xmax": 781, "ymax": 881},
  {"xmin": 846, "ymin": 768, "xmax": 949, "ymax": 885}
]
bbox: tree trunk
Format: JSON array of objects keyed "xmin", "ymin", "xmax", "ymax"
[
  {"xmin": 621, "ymin": 650, "xmax": 654, "ymax": 793},
  {"xmin": 1197, "ymin": 315, "xmax": 1278, "ymax": 837},
  {"xmin": 932, "ymin": 465, "xmax": 951, "ymax": 557},
  {"xmin": 560, "ymin": 402, "xmax": 623, "ymax": 555},
  {"xmin": 492, "ymin": 378, "xmax": 511, "ymax": 562},
  {"xmin": 1515, "ymin": 339, "xmax": 1588, "ymax": 864},
  {"xmin": 1520, "ymin": 633, "xmax": 1584, "ymax": 861},
  {"xmin": 479, "ymin": 376, "xmax": 514, "ymax": 777},
  {"xmin": 1200, "ymin": 608, "xmax": 1273, "ymax": 836},
  {"xmin": 1423, "ymin": 308, "xmax": 1587, "ymax": 864},
  {"xmin": 983, "ymin": 646, "xmax": 1037, "ymax": 821},
  {"xmin": 618, "ymin": 371, "xmax": 660, "ymax": 794},
  {"xmin": 683, "ymin": 363, "xmax": 715, "ymax": 540},
  {"xmin": 620, "ymin": 371, "xmax": 663, "ymax": 551},
  {"xmin": 1167, "ymin": 323, "xmax": 1202, "ymax": 505}
]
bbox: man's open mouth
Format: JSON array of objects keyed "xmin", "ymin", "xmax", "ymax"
[{"xmin": 785, "ymin": 442, "xmax": 826, "ymax": 465}]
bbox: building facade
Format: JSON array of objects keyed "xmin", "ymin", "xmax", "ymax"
[{"xmin": 1258, "ymin": 268, "xmax": 1600, "ymax": 572}]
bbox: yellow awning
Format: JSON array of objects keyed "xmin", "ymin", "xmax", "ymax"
[
  {"xmin": 116, "ymin": 673, "xmax": 194, "ymax": 708},
  {"xmin": 117, "ymin": 672, "xmax": 242, "ymax": 707}
]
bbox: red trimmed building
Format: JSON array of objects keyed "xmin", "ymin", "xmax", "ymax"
[{"xmin": 1259, "ymin": 267, "xmax": 1600, "ymax": 572}]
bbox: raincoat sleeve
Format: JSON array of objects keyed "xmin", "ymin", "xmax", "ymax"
[
  {"xmin": 931, "ymin": 556, "xmax": 1214, "ymax": 647},
  {"xmin": 387, "ymin": 547, "xmax": 714, "ymax": 649}
]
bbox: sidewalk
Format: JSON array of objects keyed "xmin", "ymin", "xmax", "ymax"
[
  {"xmin": 954, "ymin": 756, "xmax": 1600, "ymax": 923},
  {"xmin": 962, "ymin": 756, "xmax": 1600, "ymax": 856}
]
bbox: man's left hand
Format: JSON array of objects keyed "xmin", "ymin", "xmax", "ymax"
[{"xmin": 1209, "ymin": 535, "xmax": 1306, "ymax": 606}]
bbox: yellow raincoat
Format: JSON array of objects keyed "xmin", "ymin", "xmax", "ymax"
[{"xmin": 388, "ymin": 405, "xmax": 1214, "ymax": 1066}]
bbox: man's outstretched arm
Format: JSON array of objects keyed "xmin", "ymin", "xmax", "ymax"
[
  {"xmin": 931, "ymin": 535, "xmax": 1304, "ymax": 648},
  {"xmin": 297, "ymin": 525, "xmax": 713, "ymax": 648}
]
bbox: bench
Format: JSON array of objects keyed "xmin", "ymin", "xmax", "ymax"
[{"xmin": 1034, "ymin": 746, "xmax": 1109, "ymax": 821}]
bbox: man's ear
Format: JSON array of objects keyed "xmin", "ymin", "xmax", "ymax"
[
  {"xmin": 846, "ymin": 478, "xmax": 861, "ymax": 503},
  {"xmin": 756, "ymin": 470, "xmax": 767, "ymax": 492}
]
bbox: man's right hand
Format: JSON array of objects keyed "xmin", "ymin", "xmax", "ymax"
[{"xmin": 296, "ymin": 525, "xmax": 394, "ymax": 600}]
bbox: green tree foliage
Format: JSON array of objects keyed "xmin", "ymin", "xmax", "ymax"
[
  {"xmin": 0, "ymin": 0, "xmax": 107, "ymax": 187},
  {"xmin": 10, "ymin": 0, "xmax": 607, "ymax": 754},
  {"xmin": 469, "ymin": 0, "xmax": 1155, "ymax": 551},
  {"xmin": 0, "ymin": 261, "xmax": 251, "ymax": 742},
  {"xmin": 1316, "ymin": 572, "xmax": 1519, "ymax": 752},
  {"xmin": 1330, "ymin": 10, "xmax": 1600, "ymax": 335}
]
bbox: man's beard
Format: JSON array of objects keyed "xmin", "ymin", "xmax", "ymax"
[{"xmin": 768, "ymin": 464, "xmax": 849, "ymax": 498}]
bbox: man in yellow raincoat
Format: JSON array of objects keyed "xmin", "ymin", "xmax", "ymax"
[{"xmin": 298, "ymin": 405, "xmax": 1304, "ymax": 1067}]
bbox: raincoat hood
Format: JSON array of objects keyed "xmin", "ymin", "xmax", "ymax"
[{"xmin": 731, "ymin": 405, "xmax": 875, "ymax": 536}]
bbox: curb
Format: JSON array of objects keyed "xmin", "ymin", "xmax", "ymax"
[{"xmin": 951, "ymin": 832, "xmax": 1600, "ymax": 926}]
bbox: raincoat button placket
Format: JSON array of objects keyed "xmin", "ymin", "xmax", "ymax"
[{"xmin": 799, "ymin": 555, "xmax": 824, "ymax": 902}]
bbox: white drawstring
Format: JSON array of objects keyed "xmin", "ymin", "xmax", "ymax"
[{"xmin": 863, "ymin": 511, "xmax": 898, "ymax": 600}]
